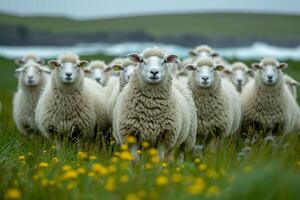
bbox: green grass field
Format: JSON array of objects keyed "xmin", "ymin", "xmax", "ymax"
[
  {"xmin": 1, "ymin": 56, "xmax": 300, "ymax": 200},
  {"xmin": 1, "ymin": 12, "xmax": 300, "ymax": 39}
]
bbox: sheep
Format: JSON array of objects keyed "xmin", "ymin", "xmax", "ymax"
[
  {"xmin": 223, "ymin": 62, "xmax": 255, "ymax": 92},
  {"xmin": 35, "ymin": 54, "xmax": 108, "ymax": 146},
  {"xmin": 84, "ymin": 60, "xmax": 112, "ymax": 86},
  {"xmin": 113, "ymin": 47, "xmax": 197, "ymax": 160},
  {"xmin": 284, "ymin": 74, "xmax": 299, "ymax": 100},
  {"xmin": 241, "ymin": 58, "xmax": 300, "ymax": 136},
  {"xmin": 13, "ymin": 60, "xmax": 51, "ymax": 134},
  {"xmin": 106, "ymin": 59, "xmax": 138, "ymax": 124},
  {"xmin": 108, "ymin": 58, "xmax": 124, "ymax": 77},
  {"xmin": 185, "ymin": 57, "xmax": 241, "ymax": 143},
  {"xmin": 15, "ymin": 53, "xmax": 44, "ymax": 66}
]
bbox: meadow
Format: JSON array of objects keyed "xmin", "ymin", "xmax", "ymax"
[{"xmin": 1, "ymin": 55, "xmax": 300, "ymax": 200}]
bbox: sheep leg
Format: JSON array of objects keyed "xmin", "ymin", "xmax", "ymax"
[
  {"xmin": 129, "ymin": 144, "xmax": 139, "ymax": 160},
  {"xmin": 158, "ymin": 141, "xmax": 167, "ymax": 161}
]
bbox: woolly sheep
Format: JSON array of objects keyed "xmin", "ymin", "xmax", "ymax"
[
  {"xmin": 223, "ymin": 62, "xmax": 255, "ymax": 92},
  {"xmin": 15, "ymin": 53, "xmax": 44, "ymax": 66},
  {"xmin": 284, "ymin": 74, "xmax": 299, "ymax": 99},
  {"xmin": 35, "ymin": 54, "xmax": 109, "ymax": 145},
  {"xmin": 84, "ymin": 60, "xmax": 112, "ymax": 86},
  {"xmin": 185, "ymin": 58, "xmax": 241, "ymax": 143},
  {"xmin": 241, "ymin": 58, "xmax": 300, "ymax": 135},
  {"xmin": 109, "ymin": 58, "xmax": 124, "ymax": 77},
  {"xmin": 13, "ymin": 59, "xmax": 51, "ymax": 134},
  {"xmin": 106, "ymin": 58, "xmax": 138, "ymax": 124},
  {"xmin": 113, "ymin": 47, "xmax": 197, "ymax": 160}
]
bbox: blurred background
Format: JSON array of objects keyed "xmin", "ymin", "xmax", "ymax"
[{"xmin": 0, "ymin": 0, "xmax": 300, "ymax": 60}]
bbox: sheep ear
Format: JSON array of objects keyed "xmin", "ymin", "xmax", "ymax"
[
  {"xmin": 185, "ymin": 64, "xmax": 196, "ymax": 71},
  {"xmin": 15, "ymin": 68, "xmax": 23, "ymax": 77},
  {"xmin": 223, "ymin": 69, "xmax": 232, "ymax": 75},
  {"xmin": 48, "ymin": 60, "xmax": 60, "ymax": 68},
  {"xmin": 251, "ymin": 63, "xmax": 262, "ymax": 70},
  {"xmin": 78, "ymin": 60, "xmax": 89, "ymax": 68},
  {"xmin": 246, "ymin": 69, "xmax": 255, "ymax": 77},
  {"xmin": 210, "ymin": 53, "xmax": 219, "ymax": 58},
  {"xmin": 112, "ymin": 64, "xmax": 123, "ymax": 71},
  {"xmin": 165, "ymin": 55, "xmax": 178, "ymax": 63},
  {"xmin": 41, "ymin": 67, "xmax": 51, "ymax": 74},
  {"xmin": 188, "ymin": 50, "xmax": 197, "ymax": 57},
  {"xmin": 15, "ymin": 59, "xmax": 25, "ymax": 66},
  {"xmin": 215, "ymin": 64, "xmax": 225, "ymax": 71},
  {"xmin": 83, "ymin": 68, "xmax": 91, "ymax": 76},
  {"xmin": 128, "ymin": 53, "xmax": 143, "ymax": 63},
  {"xmin": 278, "ymin": 63, "xmax": 288, "ymax": 70},
  {"xmin": 104, "ymin": 66, "xmax": 112, "ymax": 72}
]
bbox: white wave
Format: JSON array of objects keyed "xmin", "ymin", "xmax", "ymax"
[{"xmin": 0, "ymin": 42, "xmax": 300, "ymax": 60}]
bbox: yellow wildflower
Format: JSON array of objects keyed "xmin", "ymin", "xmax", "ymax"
[
  {"xmin": 161, "ymin": 162, "xmax": 167, "ymax": 168},
  {"xmin": 194, "ymin": 158, "xmax": 201, "ymax": 163},
  {"xmin": 66, "ymin": 182, "xmax": 77, "ymax": 190},
  {"xmin": 187, "ymin": 178, "xmax": 205, "ymax": 195},
  {"xmin": 121, "ymin": 144, "xmax": 128, "ymax": 151},
  {"xmin": 38, "ymin": 162, "xmax": 49, "ymax": 169},
  {"xmin": 112, "ymin": 157, "xmax": 119, "ymax": 163},
  {"xmin": 77, "ymin": 167, "xmax": 86, "ymax": 175},
  {"xmin": 5, "ymin": 188, "xmax": 21, "ymax": 199},
  {"xmin": 175, "ymin": 167, "xmax": 181, "ymax": 172},
  {"xmin": 61, "ymin": 170, "xmax": 78, "ymax": 180},
  {"xmin": 151, "ymin": 156, "xmax": 160, "ymax": 164},
  {"xmin": 119, "ymin": 151, "xmax": 135, "ymax": 161},
  {"xmin": 18, "ymin": 156, "xmax": 25, "ymax": 161},
  {"xmin": 52, "ymin": 157, "xmax": 59, "ymax": 163},
  {"xmin": 142, "ymin": 141, "xmax": 150, "ymax": 148},
  {"xmin": 127, "ymin": 136, "xmax": 137, "ymax": 144},
  {"xmin": 206, "ymin": 185, "xmax": 220, "ymax": 196},
  {"xmin": 91, "ymin": 163, "xmax": 108, "ymax": 175},
  {"xmin": 144, "ymin": 163, "xmax": 152, "ymax": 170},
  {"xmin": 108, "ymin": 165, "xmax": 117, "ymax": 173},
  {"xmin": 120, "ymin": 175, "xmax": 129, "ymax": 183},
  {"xmin": 77, "ymin": 151, "xmax": 88, "ymax": 160},
  {"xmin": 89, "ymin": 155, "xmax": 97, "ymax": 161},
  {"xmin": 148, "ymin": 148, "xmax": 158, "ymax": 156},
  {"xmin": 137, "ymin": 150, "xmax": 142, "ymax": 155},
  {"xmin": 62, "ymin": 165, "xmax": 72, "ymax": 171},
  {"xmin": 126, "ymin": 193, "xmax": 140, "ymax": 200},
  {"xmin": 155, "ymin": 176, "xmax": 168, "ymax": 186},
  {"xmin": 198, "ymin": 164, "xmax": 207, "ymax": 171},
  {"xmin": 171, "ymin": 173, "xmax": 182, "ymax": 183}
]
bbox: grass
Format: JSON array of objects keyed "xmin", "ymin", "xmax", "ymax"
[
  {"xmin": 1, "ymin": 55, "xmax": 300, "ymax": 200},
  {"xmin": 1, "ymin": 12, "xmax": 300, "ymax": 39}
]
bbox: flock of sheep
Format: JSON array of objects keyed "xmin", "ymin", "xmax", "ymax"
[{"xmin": 12, "ymin": 45, "xmax": 300, "ymax": 159}]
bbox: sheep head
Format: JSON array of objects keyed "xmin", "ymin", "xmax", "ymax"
[{"xmin": 84, "ymin": 60, "xmax": 111, "ymax": 86}]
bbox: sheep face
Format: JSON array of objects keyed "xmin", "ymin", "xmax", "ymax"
[
  {"xmin": 252, "ymin": 62, "xmax": 287, "ymax": 86},
  {"xmin": 85, "ymin": 67, "xmax": 110, "ymax": 86},
  {"xmin": 186, "ymin": 63, "xmax": 225, "ymax": 88},
  {"xmin": 121, "ymin": 65, "xmax": 136, "ymax": 83},
  {"xmin": 15, "ymin": 62, "xmax": 50, "ymax": 86},
  {"xmin": 48, "ymin": 60, "xmax": 88, "ymax": 84},
  {"xmin": 224, "ymin": 68, "xmax": 254, "ymax": 88},
  {"xmin": 128, "ymin": 54, "xmax": 178, "ymax": 84}
]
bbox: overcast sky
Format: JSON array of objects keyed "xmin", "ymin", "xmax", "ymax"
[{"xmin": 0, "ymin": 0, "xmax": 299, "ymax": 19}]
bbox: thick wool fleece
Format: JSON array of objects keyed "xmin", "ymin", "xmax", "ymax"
[
  {"xmin": 188, "ymin": 73, "xmax": 241, "ymax": 140},
  {"xmin": 35, "ymin": 69, "xmax": 108, "ymax": 139},
  {"xmin": 241, "ymin": 72, "xmax": 300, "ymax": 135},
  {"xmin": 113, "ymin": 71, "xmax": 196, "ymax": 151}
]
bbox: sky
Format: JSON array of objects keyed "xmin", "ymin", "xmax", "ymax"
[{"xmin": 0, "ymin": 0, "xmax": 299, "ymax": 19}]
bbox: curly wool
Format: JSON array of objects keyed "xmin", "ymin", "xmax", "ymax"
[
  {"xmin": 58, "ymin": 54, "xmax": 79, "ymax": 64},
  {"xmin": 113, "ymin": 71, "xmax": 196, "ymax": 151},
  {"xmin": 142, "ymin": 46, "xmax": 166, "ymax": 58},
  {"xmin": 193, "ymin": 45, "xmax": 214, "ymax": 54},
  {"xmin": 89, "ymin": 60, "xmax": 107, "ymax": 70},
  {"xmin": 241, "ymin": 70, "xmax": 300, "ymax": 135},
  {"xmin": 188, "ymin": 74, "xmax": 241, "ymax": 140},
  {"xmin": 232, "ymin": 62, "xmax": 248, "ymax": 71},
  {"xmin": 35, "ymin": 67, "xmax": 108, "ymax": 140}
]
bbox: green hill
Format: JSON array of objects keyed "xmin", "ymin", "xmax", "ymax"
[{"xmin": 0, "ymin": 12, "xmax": 300, "ymax": 39}]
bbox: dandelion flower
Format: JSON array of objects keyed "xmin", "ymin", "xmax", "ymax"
[
  {"xmin": 142, "ymin": 141, "xmax": 150, "ymax": 148},
  {"xmin": 62, "ymin": 165, "xmax": 72, "ymax": 171},
  {"xmin": 119, "ymin": 151, "xmax": 135, "ymax": 161},
  {"xmin": 61, "ymin": 170, "xmax": 78, "ymax": 180},
  {"xmin": 89, "ymin": 155, "xmax": 97, "ymax": 161},
  {"xmin": 187, "ymin": 178, "xmax": 205, "ymax": 195},
  {"xmin": 18, "ymin": 156, "xmax": 25, "ymax": 161},
  {"xmin": 121, "ymin": 144, "xmax": 128, "ymax": 151},
  {"xmin": 5, "ymin": 188, "xmax": 21, "ymax": 199},
  {"xmin": 52, "ymin": 157, "xmax": 59, "ymax": 163},
  {"xmin": 127, "ymin": 136, "xmax": 137, "ymax": 144},
  {"xmin": 105, "ymin": 177, "xmax": 116, "ymax": 192},
  {"xmin": 198, "ymin": 164, "xmax": 207, "ymax": 171},
  {"xmin": 77, "ymin": 151, "xmax": 88, "ymax": 160},
  {"xmin": 155, "ymin": 176, "xmax": 168, "ymax": 186},
  {"xmin": 38, "ymin": 162, "xmax": 49, "ymax": 169},
  {"xmin": 91, "ymin": 163, "xmax": 108, "ymax": 175}
]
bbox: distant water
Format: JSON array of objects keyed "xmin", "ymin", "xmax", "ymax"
[{"xmin": 0, "ymin": 42, "xmax": 300, "ymax": 60}]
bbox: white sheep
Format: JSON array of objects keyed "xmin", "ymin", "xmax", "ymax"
[
  {"xmin": 108, "ymin": 58, "xmax": 124, "ymax": 77},
  {"xmin": 185, "ymin": 58, "xmax": 241, "ymax": 142},
  {"xmin": 113, "ymin": 47, "xmax": 197, "ymax": 160},
  {"xmin": 241, "ymin": 58, "xmax": 300, "ymax": 135},
  {"xmin": 106, "ymin": 58, "xmax": 137, "ymax": 124},
  {"xmin": 284, "ymin": 74, "xmax": 299, "ymax": 100},
  {"xmin": 84, "ymin": 60, "xmax": 112, "ymax": 86},
  {"xmin": 13, "ymin": 60, "xmax": 51, "ymax": 134},
  {"xmin": 223, "ymin": 62, "xmax": 255, "ymax": 92},
  {"xmin": 15, "ymin": 53, "xmax": 44, "ymax": 66},
  {"xmin": 35, "ymin": 54, "xmax": 108, "ymax": 146}
]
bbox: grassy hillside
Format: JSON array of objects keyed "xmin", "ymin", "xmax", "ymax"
[
  {"xmin": 0, "ymin": 12, "xmax": 300, "ymax": 39},
  {"xmin": 1, "ymin": 56, "xmax": 300, "ymax": 199}
]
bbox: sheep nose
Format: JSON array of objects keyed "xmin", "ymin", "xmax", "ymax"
[
  {"xmin": 95, "ymin": 78, "xmax": 101, "ymax": 82},
  {"xmin": 267, "ymin": 75, "xmax": 273, "ymax": 80},
  {"xmin": 202, "ymin": 76, "xmax": 209, "ymax": 81},
  {"xmin": 150, "ymin": 71, "xmax": 159, "ymax": 76},
  {"xmin": 28, "ymin": 76, "xmax": 34, "ymax": 80},
  {"xmin": 237, "ymin": 79, "xmax": 242, "ymax": 83},
  {"xmin": 65, "ymin": 72, "xmax": 72, "ymax": 77}
]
